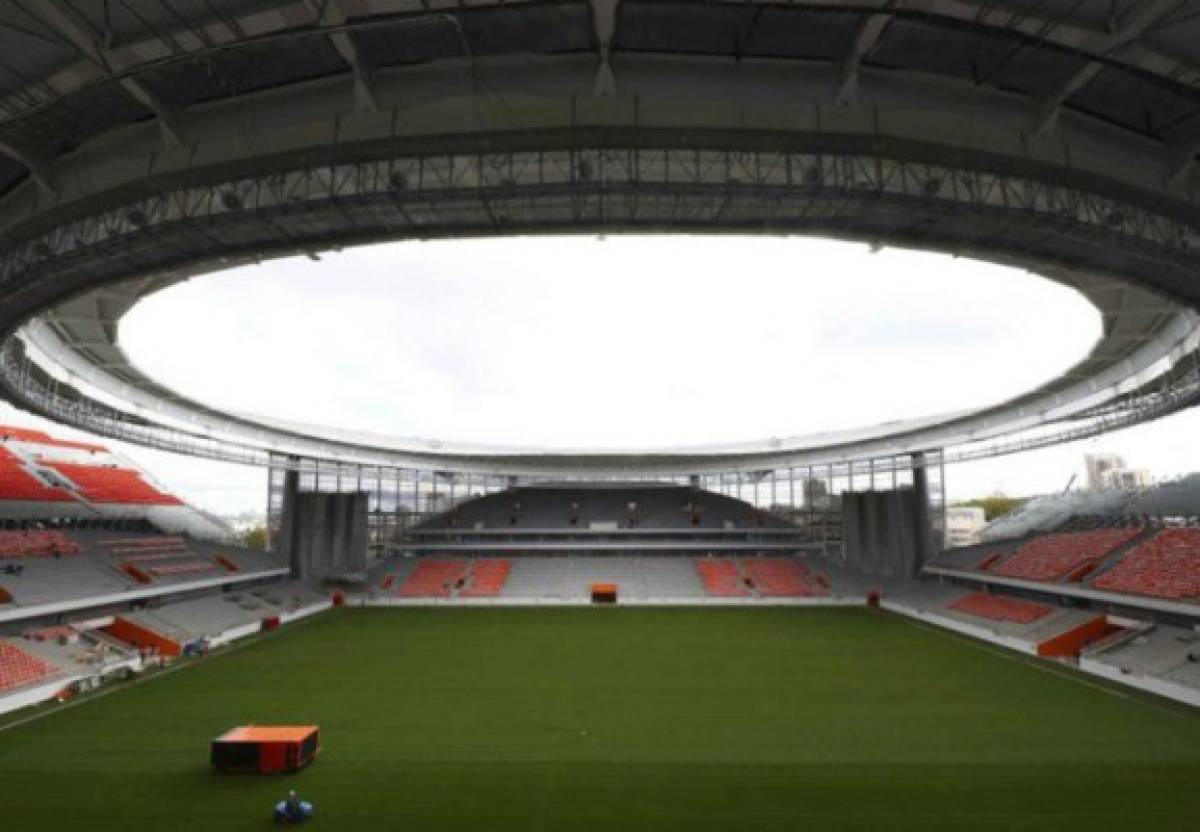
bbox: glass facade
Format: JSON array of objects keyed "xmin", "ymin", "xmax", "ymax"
[{"xmin": 268, "ymin": 451, "xmax": 946, "ymax": 562}]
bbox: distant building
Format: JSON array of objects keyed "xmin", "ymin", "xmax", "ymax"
[
  {"xmin": 1085, "ymin": 453, "xmax": 1153, "ymax": 491},
  {"xmin": 1098, "ymin": 467, "xmax": 1153, "ymax": 490},
  {"xmin": 802, "ymin": 477, "xmax": 829, "ymax": 508},
  {"xmin": 945, "ymin": 505, "xmax": 987, "ymax": 548},
  {"xmin": 1085, "ymin": 453, "xmax": 1125, "ymax": 490}
]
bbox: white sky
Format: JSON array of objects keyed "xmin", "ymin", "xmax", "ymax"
[{"xmin": 5, "ymin": 234, "xmax": 1200, "ymax": 515}]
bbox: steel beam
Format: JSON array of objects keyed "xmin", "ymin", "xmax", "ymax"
[
  {"xmin": 1169, "ymin": 140, "xmax": 1200, "ymax": 188},
  {"xmin": 591, "ymin": 0, "xmax": 620, "ymax": 98},
  {"xmin": 0, "ymin": 138, "xmax": 55, "ymax": 195},
  {"xmin": 305, "ymin": 0, "xmax": 379, "ymax": 113},
  {"xmin": 834, "ymin": 14, "xmax": 892, "ymax": 105}
]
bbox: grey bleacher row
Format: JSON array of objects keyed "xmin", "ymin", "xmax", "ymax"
[
  {"xmin": 117, "ymin": 581, "xmax": 329, "ymax": 644},
  {"xmin": 371, "ymin": 554, "xmax": 869, "ymax": 602},
  {"xmin": 417, "ymin": 485, "xmax": 792, "ymax": 532},
  {"xmin": 0, "ymin": 528, "xmax": 286, "ymax": 611}
]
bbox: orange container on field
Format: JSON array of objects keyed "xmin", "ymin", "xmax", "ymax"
[{"xmin": 211, "ymin": 725, "xmax": 320, "ymax": 773}]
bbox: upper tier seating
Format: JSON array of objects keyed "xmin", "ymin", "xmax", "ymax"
[
  {"xmin": 0, "ymin": 447, "xmax": 72, "ymax": 503},
  {"xmin": 46, "ymin": 463, "xmax": 182, "ymax": 506},
  {"xmin": 395, "ymin": 560, "xmax": 467, "ymax": 598},
  {"xmin": 0, "ymin": 641, "xmax": 60, "ymax": 693},
  {"xmin": 417, "ymin": 485, "xmax": 793, "ymax": 531},
  {"xmin": 990, "ymin": 528, "xmax": 1139, "ymax": 582},
  {"xmin": 460, "ymin": 560, "xmax": 512, "ymax": 597},
  {"xmin": 739, "ymin": 557, "xmax": 827, "ymax": 597},
  {"xmin": 948, "ymin": 591, "xmax": 1052, "ymax": 623},
  {"xmin": 1092, "ymin": 528, "xmax": 1200, "ymax": 599},
  {"xmin": 1, "ymin": 427, "xmax": 105, "ymax": 452},
  {"xmin": 694, "ymin": 559, "xmax": 750, "ymax": 596},
  {"xmin": 0, "ymin": 530, "xmax": 80, "ymax": 559}
]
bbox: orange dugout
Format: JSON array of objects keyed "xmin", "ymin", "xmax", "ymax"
[{"xmin": 591, "ymin": 582, "xmax": 618, "ymax": 604}]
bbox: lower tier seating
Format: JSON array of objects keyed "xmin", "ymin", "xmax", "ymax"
[
  {"xmin": 695, "ymin": 557, "xmax": 827, "ymax": 597},
  {"xmin": 0, "ymin": 641, "xmax": 60, "ymax": 693},
  {"xmin": 990, "ymin": 528, "xmax": 1140, "ymax": 582},
  {"xmin": 395, "ymin": 560, "xmax": 468, "ymax": 597},
  {"xmin": 740, "ymin": 557, "xmax": 826, "ymax": 597},
  {"xmin": 146, "ymin": 560, "xmax": 217, "ymax": 578},
  {"xmin": 101, "ymin": 536, "xmax": 189, "ymax": 557},
  {"xmin": 947, "ymin": 591, "xmax": 1052, "ymax": 623},
  {"xmin": 1092, "ymin": 528, "xmax": 1200, "ymax": 599},
  {"xmin": 460, "ymin": 560, "xmax": 512, "ymax": 597},
  {"xmin": 0, "ymin": 530, "xmax": 80, "ymax": 559},
  {"xmin": 694, "ymin": 559, "xmax": 750, "ymax": 596}
]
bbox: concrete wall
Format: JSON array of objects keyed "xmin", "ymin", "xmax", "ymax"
[
  {"xmin": 286, "ymin": 491, "xmax": 368, "ymax": 580},
  {"xmin": 843, "ymin": 487, "xmax": 928, "ymax": 577}
]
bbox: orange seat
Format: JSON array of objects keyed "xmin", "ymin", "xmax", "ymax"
[
  {"xmin": 395, "ymin": 560, "xmax": 468, "ymax": 597},
  {"xmin": 948, "ymin": 591, "xmax": 1051, "ymax": 623},
  {"xmin": 0, "ymin": 641, "xmax": 59, "ymax": 693},
  {"xmin": 991, "ymin": 529, "xmax": 1138, "ymax": 582},
  {"xmin": 460, "ymin": 560, "xmax": 512, "ymax": 597},
  {"xmin": 1093, "ymin": 529, "xmax": 1200, "ymax": 599}
]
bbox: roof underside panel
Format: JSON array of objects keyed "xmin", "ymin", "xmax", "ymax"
[
  {"xmin": 1068, "ymin": 66, "xmax": 1200, "ymax": 142},
  {"xmin": 9, "ymin": 88, "xmax": 152, "ymax": 156},
  {"xmin": 614, "ymin": 2, "xmax": 860, "ymax": 60},
  {"xmin": 869, "ymin": 17, "xmax": 1092, "ymax": 93},
  {"xmin": 1143, "ymin": 13, "xmax": 1200, "ymax": 66},
  {"xmin": 73, "ymin": 0, "xmax": 293, "ymax": 49},
  {"xmin": 0, "ymin": 158, "xmax": 25, "ymax": 195},
  {"xmin": 137, "ymin": 34, "xmax": 346, "ymax": 109},
  {"xmin": 1003, "ymin": 0, "xmax": 1144, "ymax": 30},
  {"xmin": 0, "ymin": 7, "xmax": 76, "ymax": 99},
  {"xmin": 353, "ymin": 3, "xmax": 594, "ymax": 67}
]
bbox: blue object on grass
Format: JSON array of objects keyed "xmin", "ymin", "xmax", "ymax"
[{"xmin": 273, "ymin": 798, "xmax": 314, "ymax": 824}]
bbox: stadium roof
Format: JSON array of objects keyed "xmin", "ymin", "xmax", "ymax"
[{"xmin": 0, "ymin": 0, "xmax": 1198, "ymax": 476}]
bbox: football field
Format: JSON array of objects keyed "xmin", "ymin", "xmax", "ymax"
[{"xmin": 2, "ymin": 607, "xmax": 1199, "ymax": 831}]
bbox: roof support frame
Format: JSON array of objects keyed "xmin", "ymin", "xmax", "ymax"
[
  {"xmin": 834, "ymin": 13, "xmax": 892, "ymax": 106},
  {"xmin": 0, "ymin": 137, "xmax": 55, "ymax": 195},
  {"xmin": 591, "ymin": 0, "xmax": 619, "ymax": 98},
  {"xmin": 305, "ymin": 0, "xmax": 379, "ymax": 113},
  {"xmin": 1032, "ymin": 0, "xmax": 1188, "ymax": 137},
  {"xmin": 1, "ymin": 133, "xmax": 1195, "ymax": 477},
  {"xmin": 1169, "ymin": 140, "xmax": 1200, "ymax": 187},
  {"xmin": 25, "ymin": 0, "xmax": 186, "ymax": 147}
]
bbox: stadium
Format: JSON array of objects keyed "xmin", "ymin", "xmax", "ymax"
[{"xmin": 1, "ymin": 0, "xmax": 1200, "ymax": 828}]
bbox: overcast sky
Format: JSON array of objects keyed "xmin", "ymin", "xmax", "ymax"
[{"xmin": 4, "ymin": 234, "xmax": 1200, "ymax": 515}]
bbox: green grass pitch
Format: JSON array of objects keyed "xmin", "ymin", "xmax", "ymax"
[{"xmin": 3, "ymin": 607, "xmax": 1200, "ymax": 831}]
